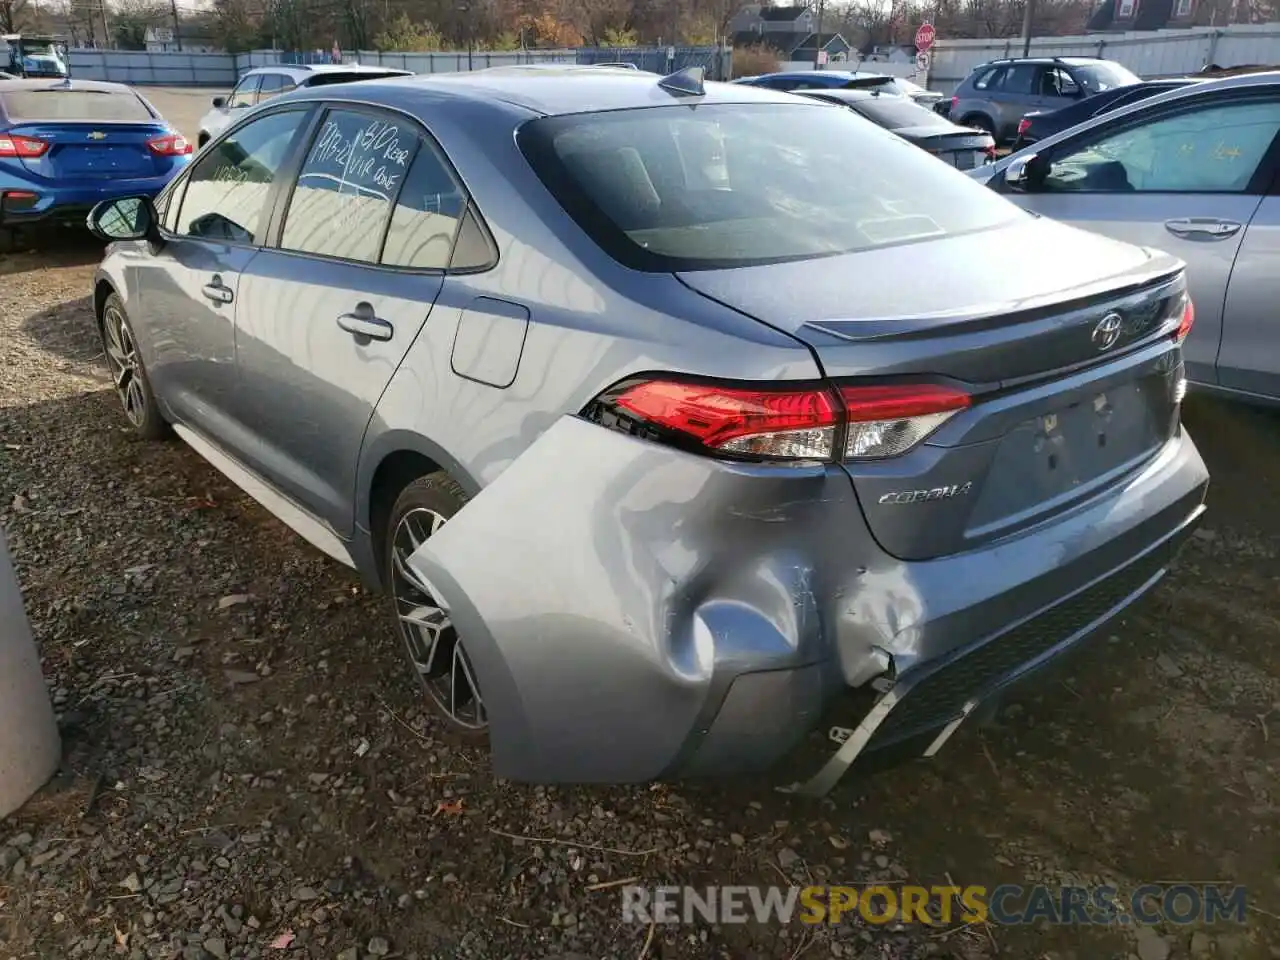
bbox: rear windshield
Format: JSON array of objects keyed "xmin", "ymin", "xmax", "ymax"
[
  {"xmin": 0, "ymin": 89, "xmax": 153, "ymax": 122},
  {"xmin": 301, "ymin": 71, "xmax": 407, "ymax": 88},
  {"xmin": 519, "ymin": 102, "xmax": 1021, "ymax": 271},
  {"xmin": 849, "ymin": 95, "xmax": 951, "ymax": 129}
]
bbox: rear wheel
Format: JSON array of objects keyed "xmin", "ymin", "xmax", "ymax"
[
  {"xmin": 385, "ymin": 474, "xmax": 488, "ymax": 742},
  {"xmin": 963, "ymin": 113, "xmax": 997, "ymax": 139},
  {"xmin": 100, "ymin": 293, "xmax": 170, "ymax": 441}
]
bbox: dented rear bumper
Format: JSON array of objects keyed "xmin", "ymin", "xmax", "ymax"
[{"xmin": 408, "ymin": 416, "xmax": 1208, "ymax": 793}]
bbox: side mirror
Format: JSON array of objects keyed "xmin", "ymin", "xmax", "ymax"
[
  {"xmin": 1004, "ymin": 153, "xmax": 1046, "ymax": 191},
  {"xmin": 212, "ymin": 96, "xmax": 226, "ymax": 109},
  {"xmin": 87, "ymin": 196, "xmax": 156, "ymax": 242}
]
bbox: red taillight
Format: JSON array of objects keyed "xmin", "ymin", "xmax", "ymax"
[
  {"xmin": 950, "ymin": 95, "xmax": 959, "ymax": 113},
  {"xmin": 985, "ymin": 145, "xmax": 998, "ymax": 160},
  {"xmin": 1175, "ymin": 296, "xmax": 1195, "ymax": 343},
  {"xmin": 596, "ymin": 379, "xmax": 971, "ymax": 463},
  {"xmin": 0, "ymin": 135, "xmax": 49, "ymax": 158},
  {"xmin": 1017, "ymin": 117, "xmax": 1031, "ymax": 135},
  {"xmin": 147, "ymin": 133, "xmax": 193, "ymax": 156}
]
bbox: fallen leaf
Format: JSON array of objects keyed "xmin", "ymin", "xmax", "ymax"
[
  {"xmin": 433, "ymin": 799, "xmax": 464, "ymax": 817},
  {"xmin": 269, "ymin": 930, "xmax": 295, "ymax": 949},
  {"xmin": 114, "ymin": 925, "xmax": 128, "ymax": 948},
  {"xmin": 828, "ymin": 835, "xmax": 849, "ymax": 850},
  {"xmin": 218, "ymin": 594, "xmax": 254, "ymax": 610}
]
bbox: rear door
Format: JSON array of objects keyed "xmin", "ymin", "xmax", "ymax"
[
  {"xmin": 1216, "ymin": 193, "xmax": 1280, "ymax": 398},
  {"xmin": 997, "ymin": 90, "xmax": 1280, "ymax": 386},
  {"xmin": 990, "ymin": 62, "xmax": 1042, "ymax": 140},
  {"xmin": 231, "ymin": 105, "xmax": 470, "ymax": 535}
]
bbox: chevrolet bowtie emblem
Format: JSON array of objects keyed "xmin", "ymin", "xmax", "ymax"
[{"xmin": 87, "ymin": 131, "xmax": 107, "ymax": 140}]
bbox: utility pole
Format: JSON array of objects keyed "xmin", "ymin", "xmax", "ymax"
[
  {"xmin": 813, "ymin": 0, "xmax": 825, "ymax": 69},
  {"xmin": 170, "ymin": 0, "xmax": 183, "ymax": 50},
  {"xmin": 99, "ymin": 0, "xmax": 110, "ymax": 49},
  {"xmin": 1020, "ymin": 0, "xmax": 1036, "ymax": 57}
]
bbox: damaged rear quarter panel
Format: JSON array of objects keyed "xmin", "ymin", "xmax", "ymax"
[{"xmin": 407, "ymin": 415, "xmax": 886, "ymax": 784}]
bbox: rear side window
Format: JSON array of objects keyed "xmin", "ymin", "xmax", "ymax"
[
  {"xmin": 381, "ymin": 144, "xmax": 468, "ymax": 269},
  {"xmin": 972, "ymin": 67, "xmax": 1002, "ymax": 90},
  {"xmin": 519, "ymin": 102, "xmax": 1022, "ymax": 271},
  {"xmin": 258, "ymin": 74, "xmax": 286, "ymax": 101},
  {"xmin": 0, "ymin": 89, "xmax": 152, "ymax": 122},
  {"xmin": 1000, "ymin": 64, "xmax": 1038, "ymax": 94},
  {"xmin": 280, "ymin": 110, "xmax": 418, "ymax": 263}
]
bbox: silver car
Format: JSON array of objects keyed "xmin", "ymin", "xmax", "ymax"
[
  {"xmin": 972, "ymin": 71, "xmax": 1280, "ymax": 406},
  {"xmin": 197, "ymin": 63, "xmax": 412, "ymax": 147},
  {"xmin": 86, "ymin": 66, "xmax": 1208, "ymax": 796}
]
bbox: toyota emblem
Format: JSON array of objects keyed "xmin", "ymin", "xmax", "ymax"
[{"xmin": 1092, "ymin": 312, "xmax": 1123, "ymax": 351}]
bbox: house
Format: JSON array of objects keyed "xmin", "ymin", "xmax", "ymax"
[
  {"xmin": 1083, "ymin": 0, "xmax": 1263, "ymax": 30},
  {"xmin": 861, "ymin": 43, "xmax": 916, "ymax": 64},
  {"xmin": 729, "ymin": 3, "xmax": 852, "ymax": 62},
  {"xmin": 144, "ymin": 26, "xmax": 218, "ymax": 53}
]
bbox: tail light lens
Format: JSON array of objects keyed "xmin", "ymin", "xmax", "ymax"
[
  {"xmin": 590, "ymin": 378, "xmax": 970, "ymax": 463},
  {"xmin": 147, "ymin": 133, "xmax": 193, "ymax": 156},
  {"xmin": 840, "ymin": 384, "xmax": 970, "ymax": 459},
  {"xmin": 950, "ymin": 95, "xmax": 959, "ymax": 113},
  {"xmin": 1174, "ymin": 294, "xmax": 1195, "ymax": 343},
  {"xmin": 984, "ymin": 145, "xmax": 998, "ymax": 161},
  {"xmin": 1016, "ymin": 117, "xmax": 1031, "ymax": 136},
  {"xmin": 0, "ymin": 135, "xmax": 49, "ymax": 158}
]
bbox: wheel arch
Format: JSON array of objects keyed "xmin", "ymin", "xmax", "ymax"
[
  {"xmin": 358, "ymin": 431, "xmax": 483, "ymax": 590},
  {"xmin": 93, "ymin": 277, "xmax": 118, "ymax": 333}
]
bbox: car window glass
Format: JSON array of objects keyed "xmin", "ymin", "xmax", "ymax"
[
  {"xmin": 257, "ymin": 74, "xmax": 285, "ymax": 101},
  {"xmin": 973, "ymin": 67, "xmax": 1002, "ymax": 91},
  {"xmin": 449, "ymin": 206, "xmax": 495, "ymax": 270},
  {"xmin": 176, "ymin": 109, "xmax": 307, "ymax": 244},
  {"xmin": 279, "ymin": 76, "xmax": 298, "ymax": 94},
  {"xmin": 1040, "ymin": 67, "xmax": 1079, "ymax": 97},
  {"xmin": 1043, "ymin": 100, "xmax": 1280, "ymax": 193},
  {"xmin": 761, "ymin": 77, "xmax": 799, "ymax": 90},
  {"xmin": 1000, "ymin": 64, "xmax": 1037, "ymax": 95},
  {"xmin": 163, "ymin": 179, "xmax": 185, "ymax": 232},
  {"xmin": 381, "ymin": 139, "xmax": 469, "ymax": 269},
  {"xmin": 280, "ymin": 110, "xmax": 417, "ymax": 262},
  {"xmin": 228, "ymin": 75, "xmax": 260, "ymax": 108}
]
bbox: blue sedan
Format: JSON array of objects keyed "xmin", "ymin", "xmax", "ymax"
[{"xmin": 0, "ymin": 79, "xmax": 191, "ymax": 247}]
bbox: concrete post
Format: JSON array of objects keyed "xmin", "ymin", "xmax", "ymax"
[{"xmin": 0, "ymin": 529, "xmax": 61, "ymax": 820}]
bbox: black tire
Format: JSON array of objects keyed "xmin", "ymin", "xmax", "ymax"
[
  {"xmin": 384, "ymin": 473, "xmax": 488, "ymax": 743},
  {"xmin": 198, "ymin": 132, "xmax": 210, "ymax": 148},
  {"xmin": 963, "ymin": 113, "xmax": 997, "ymax": 139},
  {"xmin": 99, "ymin": 293, "xmax": 170, "ymax": 441}
]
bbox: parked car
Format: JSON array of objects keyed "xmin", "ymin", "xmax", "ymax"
[
  {"xmin": 197, "ymin": 64, "xmax": 413, "ymax": 146},
  {"xmin": 949, "ymin": 56, "xmax": 1143, "ymax": 143},
  {"xmin": 735, "ymin": 69, "xmax": 910, "ymax": 95},
  {"xmin": 1013, "ymin": 78, "xmax": 1202, "ymax": 150},
  {"xmin": 0, "ymin": 79, "xmax": 191, "ymax": 251},
  {"xmin": 796, "ymin": 88, "xmax": 995, "ymax": 168},
  {"xmin": 87, "ymin": 65, "xmax": 1207, "ymax": 797},
  {"xmin": 970, "ymin": 71, "xmax": 1280, "ymax": 406}
]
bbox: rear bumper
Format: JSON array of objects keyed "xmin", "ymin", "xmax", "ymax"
[
  {"xmin": 408, "ymin": 418, "xmax": 1208, "ymax": 792},
  {"xmin": 0, "ymin": 176, "xmax": 174, "ymax": 227}
]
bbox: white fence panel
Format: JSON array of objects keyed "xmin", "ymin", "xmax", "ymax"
[{"xmin": 928, "ymin": 24, "xmax": 1280, "ymax": 93}]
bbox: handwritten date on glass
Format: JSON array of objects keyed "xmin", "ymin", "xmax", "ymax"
[{"xmin": 312, "ymin": 118, "xmax": 411, "ymax": 195}]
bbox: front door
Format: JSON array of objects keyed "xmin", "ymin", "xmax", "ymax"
[
  {"xmin": 130, "ymin": 107, "xmax": 313, "ymax": 448},
  {"xmin": 1003, "ymin": 93, "xmax": 1280, "ymax": 386},
  {"xmin": 1217, "ymin": 195, "xmax": 1280, "ymax": 398},
  {"xmin": 232, "ymin": 106, "xmax": 473, "ymax": 535}
]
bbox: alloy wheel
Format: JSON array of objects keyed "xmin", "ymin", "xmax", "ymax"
[
  {"xmin": 103, "ymin": 306, "xmax": 147, "ymax": 428},
  {"xmin": 390, "ymin": 507, "xmax": 487, "ymax": 730}
]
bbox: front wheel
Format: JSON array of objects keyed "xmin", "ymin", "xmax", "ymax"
[
  {"xmin": 385, "ymin": 474, "xmax": 488, "ymax": 741},
  {"xmin": 100, "ymin": 293, "xmax": 169, "ymax": 441}
]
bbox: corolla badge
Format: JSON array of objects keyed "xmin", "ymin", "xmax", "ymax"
[
  {"xmin": 1092, "ymin": 312, "xmax": 1123, "ymax": 351},
  {"xmin": 879, "ymin": 482, "xmax": 973, "ymax": 505}
]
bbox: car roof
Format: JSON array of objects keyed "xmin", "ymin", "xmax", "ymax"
[
  {"xmin": 243, "ymin": 63, "xmax": 412, "ymax": 80},
  {"xmin": 291, "ymin": 65, "xmax": 811, "ymax": 116},
  {"xmin": 0, "ymin": 77, "xmax": 134, "ymax": 94}
]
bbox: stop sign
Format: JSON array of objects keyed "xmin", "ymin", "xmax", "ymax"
[{"xmin": 915, "ymin": 22, "xmax": 936, "ymax": 51}]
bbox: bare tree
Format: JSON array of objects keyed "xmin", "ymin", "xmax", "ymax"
[{"xmin": 0, "ymin": 0, "xmax": 30, "ymax": 33}]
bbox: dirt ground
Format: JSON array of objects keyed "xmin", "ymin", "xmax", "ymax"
[{"xmin": 2, "ymin": 138, "xmax": 1280, "ymax": 958}]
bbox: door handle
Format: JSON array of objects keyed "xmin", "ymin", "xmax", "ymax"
[
  {"xmin": 1164, "ymin": 217, "xmax": 1242, "ymax": 239},
  {"xmin": 337, "ymin": 310, "xmax": 393, "ymax": 342},
  {"xmin": 201, "ymin": 277, "xmax": 234, "ymax": 304}
]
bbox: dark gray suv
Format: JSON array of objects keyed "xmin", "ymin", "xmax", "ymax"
[{"xmin": 949, "ymin": 56, "xmax": 1141, "ymax": 144}]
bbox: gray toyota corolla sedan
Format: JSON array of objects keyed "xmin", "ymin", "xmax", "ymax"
[{"xmin": 87, "ymin": 65, "xmax": 1208, "ymax": 796}]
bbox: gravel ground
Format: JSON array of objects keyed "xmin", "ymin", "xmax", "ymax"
[{"xmin": 2, "ymin": 233, "xmax": 1280, "ymax": 960}]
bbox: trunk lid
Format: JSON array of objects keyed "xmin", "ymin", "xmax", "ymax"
[
  {"xmin": 677, "ymin": 216, "xmax": 1188, "ymax": 560},
  {"xmin": 895, "ymin": 127, "xmax": 994, "ymax": 169},
  {"xmin": 9, "ymin": 122, "xmax": 171, "ymax": 180}
]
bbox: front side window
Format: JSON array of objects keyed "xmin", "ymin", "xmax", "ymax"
[
  {"xmin": 228, "ymin": 75, "xmax": 260, "ymax": 109},
  {"xmin": 1040, "ymin": 67, "xmax": 1080, "ymax": 97},
  {"xmin": 520, "ymin": 102, "xmax": 1022, "ymax": 271},
  {"xmin": 1070, "ymin": 61, "xmax": 1142, "ymax": 92},
  {"xmin": 176, "ymin": 109, "xmax": 308, "ymax": 244},
  {"xmin": 1041, "ymin": 99, "xmax": 1280, "ymax": 194},
  {"xmin": 257, "ymin": 74, "xmax": 285, "ymax": 101},
  {"xmin": 280, "ymin": 110, "xmax": 418, "ymax": 262}
]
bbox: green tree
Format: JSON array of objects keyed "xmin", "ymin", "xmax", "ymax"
[{"xmin": 373, "ymin": 13, "xmax": 442, "ymax": 51}]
